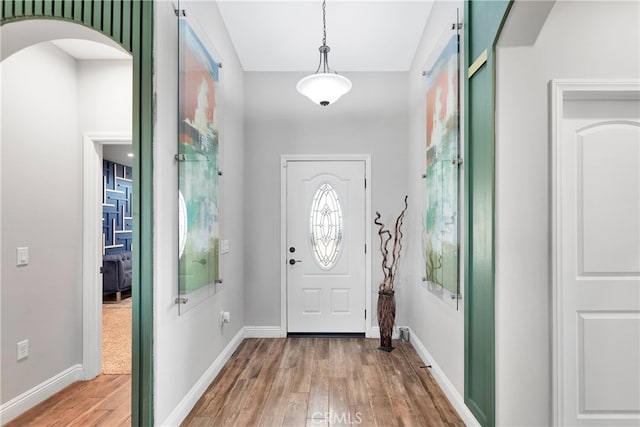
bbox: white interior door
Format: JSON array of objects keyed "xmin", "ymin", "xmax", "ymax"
[
  {"xmin": 557, "ymin": 90, "xmax": 640, "ymax": 426},
  {"xmin": 286, "ymin": 160, "xmax": 366, "ymax": 333}
]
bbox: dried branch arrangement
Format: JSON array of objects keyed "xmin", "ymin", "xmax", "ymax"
[{"xmin": 374, "ymin": 195, "xmax": 408, "ymax": 292}]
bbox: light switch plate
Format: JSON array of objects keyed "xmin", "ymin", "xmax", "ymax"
[
  {"xmin": 16, "ymin": 247, "xmax": 29, "ymax": 266},
  {"xmin": 17, "ymin": 339, "xmax": 29, "ymax": 361}
]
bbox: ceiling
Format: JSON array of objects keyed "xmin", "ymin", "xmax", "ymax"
[
  {"xmin": 51, "ymin": 39, "xmax": 131, "ymax": 60},
  {"xmin": 103, "ymin": 144, "xmax": 134, "ymax": 167},
  {"xmin": 217, "ymin": 0, "xmax": 434, "ymax": 72},
  {"xmin": 46, "ymin": 1, "xmax": 434, "ymax": 71}
]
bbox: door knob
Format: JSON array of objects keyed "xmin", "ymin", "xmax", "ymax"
[{"xmin": 289, "ymin": 259, "xmax": 302, "ymax": 265}]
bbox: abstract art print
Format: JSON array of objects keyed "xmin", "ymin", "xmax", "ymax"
[
  {"xmin": 178, "ymin": 19, "xmax": 221, "ymax": 296},
  {"xmin": 424, "ymin": 33, "xmax": 460, "ymax": 296}
]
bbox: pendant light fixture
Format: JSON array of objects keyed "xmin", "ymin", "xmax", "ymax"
[{"xmin": 296, "ymin": 0, "xmax": 352, "ymax": 106}]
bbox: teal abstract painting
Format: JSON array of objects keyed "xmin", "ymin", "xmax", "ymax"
[
  {"xmin": 425, "ymin": 34, "xmax": 460, "ymax": 295},
  {"xmin": 178, "ymin": 20, "xmax": 220, "ymax": 294}
]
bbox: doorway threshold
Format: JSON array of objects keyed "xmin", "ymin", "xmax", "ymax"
[{"xmin": 287, "ymin": 332, "xmax": 365, "ymax": 338}]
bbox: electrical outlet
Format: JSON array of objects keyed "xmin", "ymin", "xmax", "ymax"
[
  {"xmin": 17, "ymin": 340, "xmax": 29, "ymax": 361},
  {"xmin": 219, "ymin": 311, "xmax": 230, "ymax": 325}
]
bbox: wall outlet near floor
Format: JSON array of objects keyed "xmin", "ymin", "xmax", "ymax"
[
  {"xmin": 219, "ymin": 311, "xmax": 230, "ymax": 325},
  {"xmin": 17, "ymin": 339, "xmax": 29, "ymax": 361}
]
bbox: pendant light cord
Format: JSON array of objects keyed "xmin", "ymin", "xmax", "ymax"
[
  {"xmin": 315, "ymin": 0, "xmax": 332, "ymax": 74},
  {"xmin": 322, "ymin": 0, "xmax": 327, "ymax": 46}
]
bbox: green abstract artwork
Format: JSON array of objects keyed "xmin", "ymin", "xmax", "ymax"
[
  {"xmin": 178, "ymin": 19, "xmax": 220, "ymax": 295},
  {"xmin": 424, "ymin": 34, "xmax": 460, "ymax": 295}
]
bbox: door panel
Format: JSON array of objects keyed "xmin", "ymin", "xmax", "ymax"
[
  {"xmin": 560, "ymin": 98, "xmax": 640, "ymax": 426},
  {"xmin": 578, "ymin": 125, "xmax": 640, "ymax": 274},
  {"xmin": 287, "ymin": 160, "xmax": 366, "ymax": 333},
  {"xmin": 579, "ymin": 313, "xmax": 640, "ymax": 413}
]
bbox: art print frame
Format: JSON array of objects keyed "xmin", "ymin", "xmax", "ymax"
[
  {"xmin": 177, "ymin": 14, "xmax": 223, "ymax": 314},
  {"xmin": 423, "ymin": 11, "xmax": 462, "ymax": 308}
]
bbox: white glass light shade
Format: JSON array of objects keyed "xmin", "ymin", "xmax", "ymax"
[{"xmin": 296, "ymin": 73, "xmax": 352, "ymax": 106}]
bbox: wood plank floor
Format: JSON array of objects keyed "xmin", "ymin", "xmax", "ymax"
[
  {"xmin": 183, "ymin": 338, "xmax": 463, "ymax": 427},
  {"xmin": 4, "ymin": 374, "xmax": 131, "ymax": 427},
  {"xmin": 4, "ymin": 339, "xmax": 462, "ymax": 427}
]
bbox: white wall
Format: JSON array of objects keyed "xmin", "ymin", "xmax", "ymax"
[
  {"xmin": 243, "ymin": 71, "xmax": 409, "ymax": 329},
  {"xmin": 0, "ymin": 20, "xmax": 127, "ymax": 62},
  {"xmin": 1, "ymin": 26, "xmax": 132, "ymax": 419},
  {"xmin": 406, "ymin": 0, "xmax": 464, "ymax": 397},
  {"xmin": 153, "ymin": 1, "xmax": 245, "ymax": 423},
  {"xmin": 1, "ymin": 42, "xmax": 81, "ymax": 404},
  {"xmin": 495, "ymin": 1, "xmax": 640, "ymax": 425},
  {"xmin": 78, "ymin": 59, "xmax": 132, "ymax": 134}
]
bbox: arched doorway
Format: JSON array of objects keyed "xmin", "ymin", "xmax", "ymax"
[{"xmin": 1, "ymin": 3, "xmax": 153, "ymax": 425}]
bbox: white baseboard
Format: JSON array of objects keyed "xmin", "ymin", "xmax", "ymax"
[
  {"xmin": 244, "ymin": 326, "xmax": 286, "ymax": 338},
  {"xmin": 408, "ymin": 328, "xmax": 480, "ymax": 427},
  {"xmin": 159, "ymin": 327, "xmax": 245, "ymax": 427},
  {"xmin": 367, "ymin": 325, "xmax": 402, "ymax": 339},
  {"xmin": 0, "ymin": 364, "xmax": 84, "ymax": 424}
]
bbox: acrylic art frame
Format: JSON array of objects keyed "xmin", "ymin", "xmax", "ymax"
[
  {"xmin": 424, "ymin": 28, "xmax": 461, "ymax": 299},
  {"xmin": 177, "ymin": 18, "xmax": 221, "ymax": 306}
]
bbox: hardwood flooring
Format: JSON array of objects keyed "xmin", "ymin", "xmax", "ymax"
[
  {"xmin": 183, "ymin": 338, "xmax": 463, "ymax": 427},
  {"xmin": 4, "ymin": 338, "xmax": 462, "ymax": 427},
  {"xmin": 4, "ymin": 374, "xmax": 131, "ymax": 427}
]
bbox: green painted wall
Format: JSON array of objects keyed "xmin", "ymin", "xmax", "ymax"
[
  {"xmin": 1, "ymin": 1, "xmax": 154, "ymax": 425},
  {"xmin": 463, "ymin": 1, "xmax": 511, "ymax": 426}
]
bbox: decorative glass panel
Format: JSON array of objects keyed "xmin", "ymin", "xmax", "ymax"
[
  {"xmin": 310, "ymin": 183, "xmax": 343, "ymax": 269},
  {"xmin": 177, "ymin": 17, "xmax": 221, "ymax": 314},
  {"xmin": 424, "ymin": 16, "xmax": 461, "ymax": 308}
]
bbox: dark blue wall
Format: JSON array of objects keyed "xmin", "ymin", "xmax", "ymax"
[{"xmin": 103, "ymin": 160, "xmax": 133, "ymax": 254}]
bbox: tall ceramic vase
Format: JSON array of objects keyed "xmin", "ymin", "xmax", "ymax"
[{"xmin": 377, "ymin": 290, "xmax": 395, "ymax": 352}]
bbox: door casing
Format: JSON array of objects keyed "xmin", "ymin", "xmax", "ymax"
[
  {"xmin": 550, "ymin": 79, "xmax": 640, "ymax": 426},
  {"xmin": 82, "ymin": 133, "xmax": 132, "ymax": 380},
  {"xmin": 280, "ymin": 154, "xmax": 372, "ymax": 336},
  {"xmin": 464, "ymin": 2, "xmax": 512, "ymax": 425}
]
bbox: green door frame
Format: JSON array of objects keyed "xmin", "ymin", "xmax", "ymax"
[
  {"xmin": 1, "ymin": 1, "xmax": 154, "ymax": 425},
  {"xmin": 463, "ymin": 1, "xmax": 512, "ymax": 426}
]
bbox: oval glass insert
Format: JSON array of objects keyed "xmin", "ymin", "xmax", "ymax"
[{"xmin": 310, "ymin": 183, "xmax": 343, "ymax": 269}]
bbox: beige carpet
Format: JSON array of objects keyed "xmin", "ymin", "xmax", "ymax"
[{"xmin": 102, "ymin": 302, "xmax": 132, "ymax": 374}]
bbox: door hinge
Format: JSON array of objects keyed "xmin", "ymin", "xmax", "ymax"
[
  {"xmin": 365, "ymin": 244, "xmax": 367, "ymax": 254},
  {"xmin": 365, "ymin": 309, "xmax": 367, "ymax": 319},
  {"xmin": 364, "ymin": 178, "xmax": 367, "ymax": 189}
]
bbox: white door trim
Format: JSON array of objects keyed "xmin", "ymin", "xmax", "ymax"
[
  {"xmin": 82, "ymin": 133, "xmax": 132, "ymax": 380},
  {"xmin": 550, "ymin": 79, "xmax": 640, "ymax": 426},
  {"xmin": 280, "ymin": 154, "xmax": 372, "ymax": 336}
]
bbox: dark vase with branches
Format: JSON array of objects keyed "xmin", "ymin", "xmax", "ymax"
[{"xmin": 374, "ymin": 195, "xmax": 408, "ymax": 352}]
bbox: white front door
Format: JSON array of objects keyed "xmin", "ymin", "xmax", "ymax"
[
  {"xmin": 286, "ymin": 160, "xmax": 366, "ymax": 333},
  {"xmin": 556, "ymin": 86, "xmax": 640, "ymax": 426}
]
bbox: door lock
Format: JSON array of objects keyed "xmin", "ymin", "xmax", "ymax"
[{"xmin": 289, "ymin": 259, "xmax": 302, "ymax": 265}]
